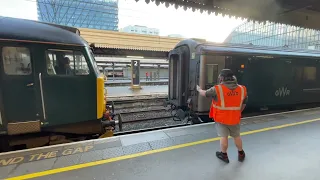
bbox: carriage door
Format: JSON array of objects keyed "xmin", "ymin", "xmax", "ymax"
[
  {"xmin": 0, "ymin": 45, "xmax": 40, "ymax": 135},
  {"xmin": 197, "ymin": 55, "xmax": 224, "ymax": 112},
  {"xmin": 168, "ymin": 50, "xmax": 182, "ymax": 105}
]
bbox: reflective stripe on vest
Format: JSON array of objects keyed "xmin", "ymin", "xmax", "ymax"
[{"xmin": 212, "ymin": 85, "xmax": 244, "ymax": 110}]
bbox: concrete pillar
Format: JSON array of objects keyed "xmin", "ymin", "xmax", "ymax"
[
  {"xmin": 157, "ymin": 64, "xmax": 160, "ymax": 80},
  {"xmin": 112, "ymin": 62, "xmax": 115, "ymax": 81}
]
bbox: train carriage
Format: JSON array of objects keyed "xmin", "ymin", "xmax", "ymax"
[
  {"xmin": 168, "ymin": 39, "xmax": 320, "ymax": 123},
  {"xmin": 0, "ymin": 17, "xmax": 116, "ymax": 151}
]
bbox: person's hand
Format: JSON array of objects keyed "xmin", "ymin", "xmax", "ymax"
[{"xmin": 197, "ymin": 85, "xmax": 201, "ymax": 92}]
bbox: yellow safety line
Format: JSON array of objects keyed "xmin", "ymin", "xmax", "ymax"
[{"xmin": 5, "ymin": 118, "xmax": 320, "ymax": 180}]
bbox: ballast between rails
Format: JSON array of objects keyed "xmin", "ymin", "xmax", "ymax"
[
  {"xmin": 110, "ymin": 97, "xmax": 168, "ymax": 105},
  {"xmin": 107, "ymin": 95, "xmax": 320, "ymax": 135}
]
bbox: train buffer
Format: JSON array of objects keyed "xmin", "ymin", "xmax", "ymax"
[{"xmin": 1, "ymin": 107, "xmax": 320, "ymax": 180}]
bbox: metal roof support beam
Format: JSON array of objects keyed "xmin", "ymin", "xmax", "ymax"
[{"xmin": 136, "ymin": 0, "xmax": 320, "ymax": 30}]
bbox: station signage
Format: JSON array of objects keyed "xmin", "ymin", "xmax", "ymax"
[
  {"xmin": 0, "ymin": 145, "xmax": 93, "ymax": 167},
  {"xmin": 131, "ymin": 60, "xmax": 140, "ymax": 86}
]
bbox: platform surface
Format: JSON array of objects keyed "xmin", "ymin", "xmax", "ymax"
[
  {"xmin": 106, "ymin": 85, "xmax": 167, "ymax": 97},
  {"xmin": 1, "ymin": 107, "xmax": 320, "ymax": 180}
]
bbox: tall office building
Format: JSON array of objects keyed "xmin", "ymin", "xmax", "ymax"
[
  {"xmin": 225, "ymin": 21, "xmax": 320, "ymax": 50},
  {"xmin": 37, "ymin": 0, "xmax": 119, "ymax": 31},
  {"xmin": 120, "ymin": 25, "xmax": 159, "ymax": 36}
]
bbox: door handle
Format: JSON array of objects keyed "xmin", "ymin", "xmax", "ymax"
[
  {"xmin": 27, "ymin": 83, "xmax": 34, "ymax": 87},
  {"xmin": 39, "ymin": 73, "xmax": 46, "ymax": 120}
]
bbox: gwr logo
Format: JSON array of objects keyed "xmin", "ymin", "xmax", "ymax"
[
  {"xmin": 227, "ymin": 91, "xmax": 238, "ymax": 96},
  {"xmin": 275, "ymin": 87, "xmax": 290, "ymax": 97}
]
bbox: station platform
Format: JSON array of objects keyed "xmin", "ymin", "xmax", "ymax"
[
  {"xmin": 105, "ymin": 79, "xmax": 168, "ymax": 86},
  {"xmin": 106, "ymin": 85, "xmax": 167, "ymax": 98},
  {"xmin": 1, "ymin": 107, "xmax": 320, "ymax": 180}
]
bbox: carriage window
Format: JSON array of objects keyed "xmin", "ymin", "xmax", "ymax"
[
  {"xmin": 46, "ymin": 50, "xmax": 89, "ymax": 76},
  {"xmin": 303, "ymin": 67, "xmax": 316, "ymax": 81},
  {"xmin": 206, "ymin": 64, "xmax": 218, "ymax": 84},
  {"xmin": 2, "ymin": 47, "xmax": 32, "ymax": 75}
]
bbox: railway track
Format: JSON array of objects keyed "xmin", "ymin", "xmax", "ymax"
[
  {"xmin": 111, "ymin": 102, "xmax": 320, "ymax": 133},
  {"xmin": 109, "ymin": 96, "xmax": 168, "ymax": 112},
  {"xmin": 108, "ymin": 94, "xmax": 167, "ymax": 103},
  {"xmin": 118, "ymin": 109, "xmax": 172, "ymax": 123},
  {"xmin": 109, "ymin": 95, "xmax": 174, "ymax": 132},
  {"xmin": 112, "ymin": 97, "xmax": 167, "ymax": 105},
  {"xmin": 4, "ymin": 102, "xmax": 320, "ymax": 152}
]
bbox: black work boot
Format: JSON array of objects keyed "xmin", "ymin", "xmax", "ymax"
[
  {"xmin": 238, "ymin": 150, "xmax": 245, "ymax": 162},
  {"xmin": 216, "ymin": 151, "xmax": 229, "ymax": 163}
]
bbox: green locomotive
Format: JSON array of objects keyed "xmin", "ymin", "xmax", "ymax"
[{"xmin": 0, "ymin": 17, "xmax": 116, "ymax": 151}]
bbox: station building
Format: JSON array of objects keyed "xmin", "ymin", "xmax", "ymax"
[{"xmin": 37, "ymin": 0, "xmax": 119, "ymax": 31}]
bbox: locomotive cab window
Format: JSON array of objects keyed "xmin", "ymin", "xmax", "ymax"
[
  {"xmin": 2, "ymin": 47, "xmax": 32, "ymax": 75},
  {"xmin": 86, "ymin": 47, "xmax": 100, "ymax": 76},
  {"xmin": 46, "ymin": 49, "xmax": 90, "ymax": 76}
]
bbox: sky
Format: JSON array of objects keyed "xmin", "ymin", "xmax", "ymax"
[{"xmin": 0, "ymin": 0, "xmax": 245, "ymax": 42}]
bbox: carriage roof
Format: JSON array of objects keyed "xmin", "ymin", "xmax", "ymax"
[
  {"xmin": 173, "ymin": 39, "xmax": 320, "ymax": 58},
  {"xmin": 0, "ymin": 16, "xmax": 86, "ymax": 46}
]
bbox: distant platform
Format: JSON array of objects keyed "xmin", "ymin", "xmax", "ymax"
[
  {"xmin": 106, "ymin": 85, "xmax": 168, "ymax": 100},
  {"xmin": 105, "ymin": 79, "xmax": 168, "ymax": 86},
  {"xmin": 95, "ymin": 57, "xmax": 168, "ymax": 64}
]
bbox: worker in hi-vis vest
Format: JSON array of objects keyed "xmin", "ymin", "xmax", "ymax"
[{"xmin": 197, "ymin": 69, "xmax": 248, "ymax": 163}]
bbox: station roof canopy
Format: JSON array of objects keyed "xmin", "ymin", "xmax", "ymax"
[
  {"xmin": 139, "ymin": 0, "xmax": 320, "ymax": 30},
  {"xmin": 79, "ymin": 28, "xmax": 182, "ymax": 52}
]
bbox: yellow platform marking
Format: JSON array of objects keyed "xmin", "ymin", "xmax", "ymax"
[{"xmin": 5, "ymin": 118, "xmax": 320, "ymax": 180}]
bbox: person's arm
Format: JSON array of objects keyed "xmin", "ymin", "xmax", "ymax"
[
  {"xmin": 241, "ymin": 95, "xmax": 248, "ymax": 112},
  {"xmin": 241, "ymin": 104, "xmax": 246, "ymax": 112},
  {"xmin": 197, "ymin": 87, "xmax": 207, "ymax": 97},
  {"xmin": 197, "ymin": 85, "xmax": 217, "ymax": 98}
]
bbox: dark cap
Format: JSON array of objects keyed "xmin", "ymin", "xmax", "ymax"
[{"xmin": 219, "ymin": 69, "xmax": 234, "ymax": 78}]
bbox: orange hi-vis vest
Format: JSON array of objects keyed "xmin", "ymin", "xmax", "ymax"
[{"xmin": 209, "ymin": 84, "xmax": 247, "ymax": 125}]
